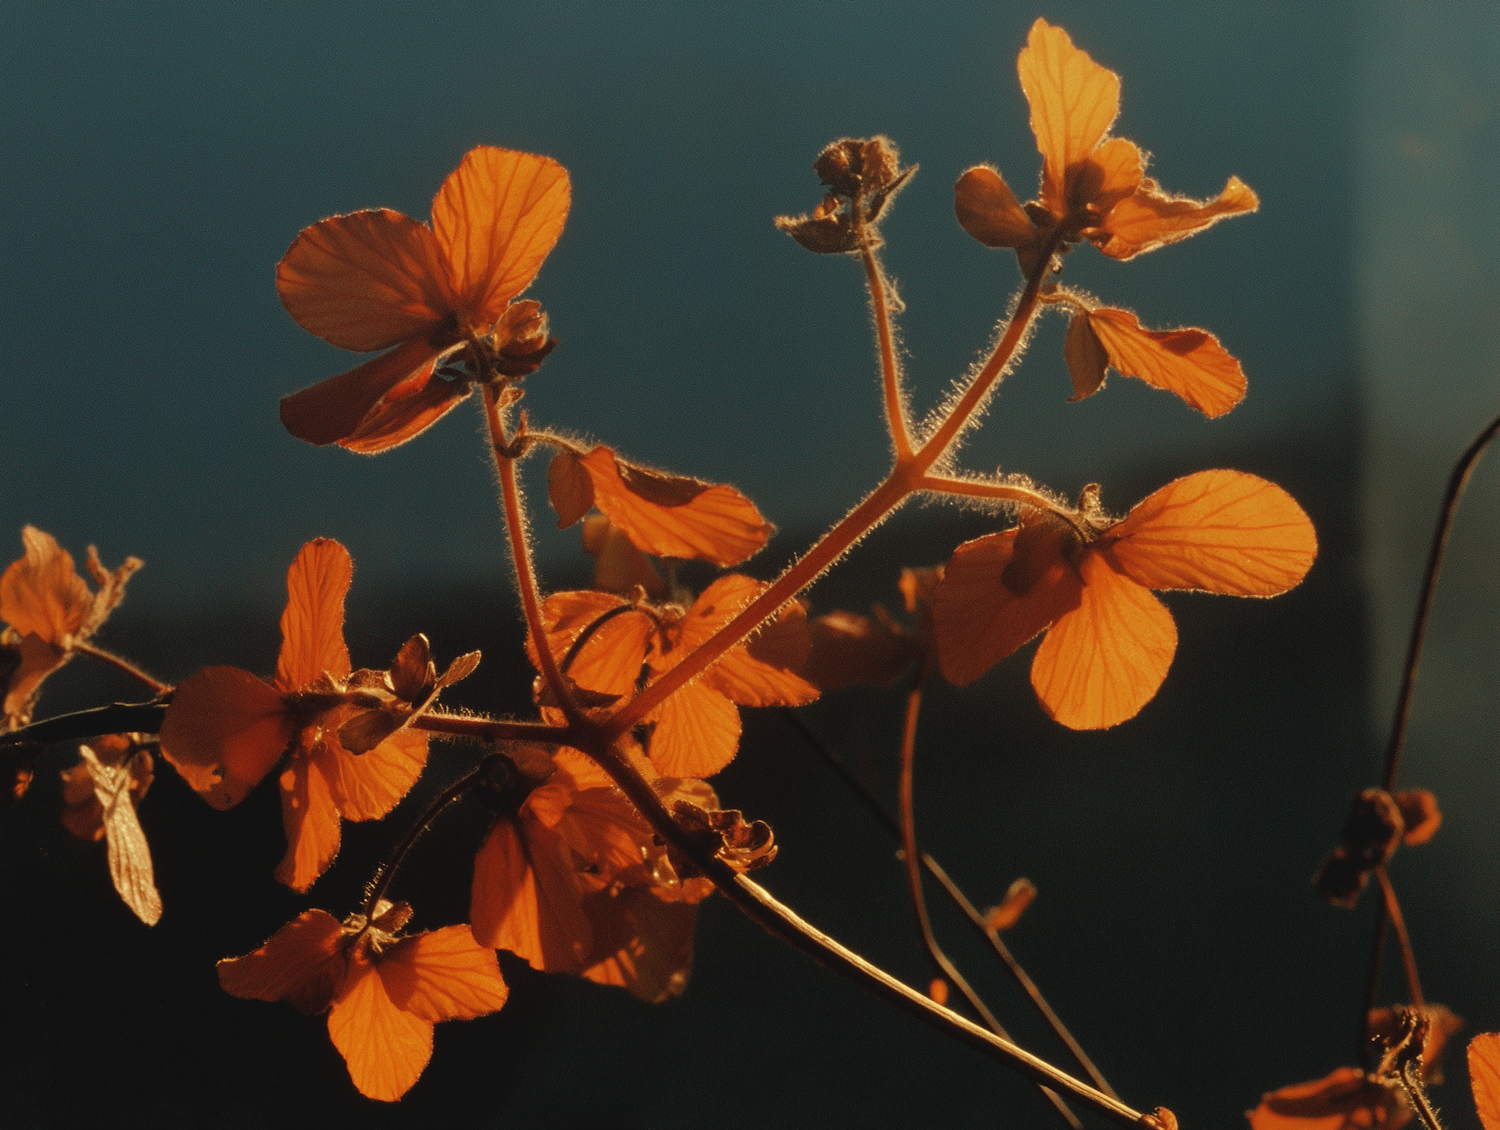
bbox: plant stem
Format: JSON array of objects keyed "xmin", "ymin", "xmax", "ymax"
[
  {"xmin": 895, "ymin": 659, "xmax": 1082, "ymax": 1128},
  {"xmin": 411, "ymin": 712, "xmax": 571, "ymax": 744},
  {"xmin": 860, "ymin": 238, "xmax": 911, "ymax": 461},
  {"xmin": 781, "ymin": 707, "xmax": 1118, "ymax": 1101},
  {"xmin": 483, "ymin": 384, "xmax": 579, "ymax": 726},
  {"xmin": 1375, "ymin": 866, "xmax": 1424, "ymax": 1012},
  {"xmin": 919, "ymin": 474, "xmax": 1064, "ymax": 511},
  {"xmin": 1397, "ymin": 1059, "xmax": 1446, "ymax": 1130},
  {"xmin": 72, "ymin": 643, "xmax": 172, "ymax": 695},
  {"xmin": 363, "ymin": 762, "xmax": 488, "ymax": 918},
  {"xmin": 0, "ymin": 700, "xmax": 168, "ymax": 747}
]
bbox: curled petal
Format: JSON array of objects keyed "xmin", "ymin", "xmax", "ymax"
[
  {"xmin": 933, "ymin": 530, "xmax": 1083, "ymax": 687},
  {"xmin": 1017, "ymin": 19, "xmax": 1120, "ymax": 219},
  {"xmin": 339, "ymin": 363, "xmax": 472, "ymax": 454},
  {"xmin": 280, "ymin": 337, "xmax": 448, "ymax": 449},
  {"xmin": 380, "ymin": 926, "xmax": 510, "ymax": 1023},
  {"xmin": 277, "ymin": 538, "xmax": 353, "ymax": 691},
  {"xmin": 580, "ymin": 446, "xmax": 772, "ymax": 567},
  {"xmin": 1030, "ymin": 552, "xmax": 1177, "ymax": 730},
  {"xmin": 1106, "ymin": 470, "xmax": 1317, "ymax": 596},
  {"xmin": 328, "ymin": 962, "xmax": 434, "ymax": 1103},
  {"xmin": 217, "ymin": 909, "xmax": 348, "ymax": 1015},
  {"xmin": 1064, "ymin": 311, "xmax": 1109, "ymax": 402},
  {"xmin": 1080, "ymin": 307, "xmax": 1246, "ymax": 418},
  {"xmin": 1092, "ymin": 175, "xmax": 1258, "ymax": 260},
  {"xmin": 430, "ymin": 147, "xmax": 571, "ymax": 329},
  {"xmin": 276, "ymin": 208, "xmax": 451, "ymax": 352},
  {"xmin": 954, "ymin": 166, "xmax": 1036, "ymax": 248},
  {"xmin": 547, "ymin": 450, "xmax": 596, "ymax": 529},
  {"xmin": 0, "ymin": 527, "xmax": 92, "ymax": 644},
  {"xmin": 158, "ymin": 667, "xmax": 292, "ymax": 809}
]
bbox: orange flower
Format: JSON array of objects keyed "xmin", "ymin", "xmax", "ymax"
[
  {"xmin": 218, "ymin": 900, "xmax": 508, "ymax": 1102},
  {"xmin": 1, "ymin": 526, "xmax": 141, "ymax": 728},
  {"xmin": 469, "ymin": 744, "xmax": 709, "ymax": 1003},
  {"xmin": 278, "ymin": 146, "xmax": 570, "ymax": 452},
  {"xmin": 1471, "ymin": 1033, "xmax": 1500, "ymax": 1130},
  {"xmin": 159, "ymin": 539, "xmax": 428, "ymax": 891},
  {"xmin": 933, "ymin": 470, "xmax": 1316, "ymax": 729},
  {"xmin": 547, "ymin": 444, "xmax": 773, "ymax": 568},
  {"xmin": 955, "ymin": 19, "xmax": 1257, "ymax": 265},
  {"xmin": 532, "ymin": 574, "xmax": 819, "ymax": 777}
]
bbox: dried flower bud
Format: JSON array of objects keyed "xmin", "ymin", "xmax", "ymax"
[
  {"xmin": 1313, "ymin": 788, "xmax": 1405, "ymax": 908},
  {"xmin": 670, "ymin": 800, "xmax": 777, "ymax": 875},
  {"xmin": 776, "ymin": 136, "xmax": 914, "ymax": 255},
  {"xmin": 1393, "ymin": 788, "xmax": 1442, "ymax": 846}
]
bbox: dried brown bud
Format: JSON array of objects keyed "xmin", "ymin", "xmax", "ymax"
[
  {"xmin": 1313, "ymin": 788, "xmax": 1405, "ymax": 908},
  {"xmin": 776, "ymin": 136, "xmax": 915, "ymax": 255},
  {"xmin": 1394, "ymin": 788, "xmax": 1442, "ymax": 846},
  {"xmin": 670, "ymin": 800, "xmax": 777, "ymax": 875},
  {"xmin": 489, "ymin": 300, "xmax": 558, "ymax": 378}
]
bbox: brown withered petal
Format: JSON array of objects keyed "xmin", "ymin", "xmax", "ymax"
[
  {"xmin": 547, "ymin": 450, "xmax": 596, "ymax": 528},
  {"xmin": 1394, "ymin": 789, "xmax": 1442, "ymax": 846},
  {"xmin": 77, "ymin": 742, "xmax": 162, "ymax": 925},
  {"xmin": 954, "ymin": 166, "xmax": 1038, "ymax": 249},
  {"xmin": 670, "ymin": 800, "xmax": 777, "ymax": 875},
  {"xmin": 803, "ymin": 608, "xmax": 917, "ymax": 692},
  {"xmin": 390, "ymin": 634, "xmax": 436, "ymax": 703},
  {"xmin": 1343, "ymin": 788, "xmax": 1405, "ymax": 868},
  {"xmin": 1063, "ymin": 311, "xmax": 1109, "ymax": 402},
  {"xmin": 983, "ymin": 877, "xmax": 1037, "ymax": 932},
  {"xmin": 1370, "ymin": 1003, "xmax": 1463, "ymax": 1084},
  {"xmin": 1246, "ymin": 1067, "xmax": 1407, "ymax": 1130},
  {"xmin": 773, "ymin": 211, "xmax": 859, "ymax": 255},
  {"xmin": 1313, "ymin": 846, "xmax": 1371, "ymax": 909},
  {"xmin": 339, "ymin": 709, "xmax": 404, "ymax": 756}
]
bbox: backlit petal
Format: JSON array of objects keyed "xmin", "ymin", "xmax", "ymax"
[
  {"xmin": 532, "ymin": 590, "xmax": 650, "ymax": 700},
  {"xmin": 158, "ymin": 666, "xmax": 292, "ymax": 809},
  {"xmin": 430, "ymin": 147, "xmax": 571, "ymax": 329},
  {"xmin": 547, "ymin": 450, "xmax": 596, "ymax": 528},
  {"xmin": 1074, "ymin": 137, "xmax": 1144, "ymax": 214},
  {"xmin": 276, "ymin": 208, "xmax": 451, "ymax": 352},
  {"xmin": 953, "ymin": 166, "xmax": 1036, "ymax": 248},
  {"xmin": 276, "ymin": 538, "xmax": 353, "ymax": 691},
  {"xmin": 582, "ymin": 886, "xmax": 699, "ymax": 1004},
  {"xmin": 321, "ymin": 726, "xmax": 428, "ymax": 822},
  {"xmin": 380, "ymin": 926, "xmax": 509, "ymax": 1023},
  {"xmin": 275, "ymin": 754, "xmax": 342, "ymax": 892},
  {"xmin": 327, "ymin": 962, "xmax": 433, "ymax": 1103},
  {"xmin": 1246, "ymin": 1066, "xmax": 1406, "ymax": 1130},
  {"xmin": 1105, "ymin": 470, "xmax": 1317, "ymax": 596},
  {"xmin": 338, "ymin": 361, "xmax": 472, "ymax": 454},
  {"xmin": 0, "ymin": 527, "xmax": 92, "ymax": 644},
  {"xmin": 1092, "ymin": 175, "xmax": 1258, "ymax": 260},
  {"xmin": 580, "ymin": 446, "xmax": 772, "ymax": 567},
  {"xmin": 645, "ymin": 679, "xmax": 741, "ymax": 778},
  {"xmin": 217, "ymin": 909, "xmax": 347, "ymax": 1015},
  {"xmin": 1470, "ymin": 1034, "xmax": 1500, "ymax": 1130},
  {"xmin": 933, "ymin": 530, "xmax": 1083, "ymax": 687},
  {"xmin": 470, "ymin": 818, "xmax": 592, "ymax": 972},
  {"xmin": 281, "ymin": 337, "xmax": 449, "ymax": 449},
  {"xmin": 81, "ymin": 745, "xmax": 162, "ymax": 926},
  {"xmin": 1017, "ymin": 19, "xmax": 1120, "ymax": 218},
  {"xmin": 1083, "ymin": 307, "xmax": 1246, "ymax": 418},
  {"xmin": 675, "ymin": 574, "xmax": 765, "ymax": 654},
  {"xmin": 1064, "ymin": 311, "xmax": 1109, "ymax": 402},
  {"xmin": 1031, "ymin": 551, "xmax": 1176, "ymax": 730}
]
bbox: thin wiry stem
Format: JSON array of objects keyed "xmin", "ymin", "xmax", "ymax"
[
  {"xmin": 860, "ymin": 237, "xmax": 911, "ymax": 461},
  {"xmin": 1375, "ymin": 866, "xmax": 1424, "ymax": 1013},
  {"xmin": 781, "ymin": 708, "xmax": 1118, "ymax": 1101},
  {"xmin": 363, "ymin": 762, "xmax": 489, "ymax": 919},
  {"xmin": 895, "ymin": 660, "xmax": 1082, "ymax": 1128},
  {"xmin": 0, "ymin": 700, "xmax": 169, "ymax": 747},
  {"xmin": 72, "ymin": 643, "xmax": 172, "ymax": 695}
]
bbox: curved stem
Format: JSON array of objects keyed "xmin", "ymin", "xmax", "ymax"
[
  {"xmin": 411, "ymin": 712, "xmax": 571, "ymax": 744},
  {"xmin": 483, "ymin": 385, "xmax": 579, "ymax": 726},
  {"xmin": 1382, "ymin": 407, "xmax": 1500, "ymax": 790},
  {"xmin": 860, "ymin": 238, "xmax": 911, "ymax": 461},
  {"xmin": 72, "ymin": 643, "xmax": 172, "ymax": 695},
  {"xmin": 896, "ymin": 659, "xmax": 1082, "ymax": 1128},
  {"xmin": 1375, "ymin": 866, "xmax": 1424, "ymax": 1012},
  {"xmin": 781, "ymin": 708, "xmax": 1118, "ymax": 1100},
  {"xmin": 363, "ymin": 762, "xmax": 488, "ymax": 918},
  {"xmin": 919, "ymin": 474, "xmax": 1061, "ymax": 511}
]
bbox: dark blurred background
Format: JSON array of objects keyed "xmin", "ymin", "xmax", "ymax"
[{"xmin": 3, "ymin": 3, "xmax": 1497, "ymax": 1127}]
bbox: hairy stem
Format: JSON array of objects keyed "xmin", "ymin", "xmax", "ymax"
[
  {"xmin": 895, "ymin": 660, "xmax": 1082, "ymax": 1128},
  {"xmin": 72, "ymin": 643, "xmax": 172, "ymax": 695},
  {"xmin": 412, "ymin": 712, "xmax": 571, "ymax": 744},
  {"xmin": 860, "ymin": 238, "xmax": 911, "ymax": 461},
  {"xmin": 781, "ymin": 708, "xmax": 1118, "ymax": 1100},
  {"xmin": 363, "ymin": 762, "xmax": 488, "ymax": 918},
  {"xmin": 919, "ymin": 474, "xmax": 1065, "ymax": 511},
  {"xmin": 1397, "ymin": 1059, "xmax": 1445, "ymax": 1130}
]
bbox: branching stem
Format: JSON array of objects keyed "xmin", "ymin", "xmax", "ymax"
[
  {"xmin": 860, "ymin": 237, "xmax": 911, "ymax": 461},
  {"xmin": 72, "ymin": 643, "xmax": 172, "ymax": 695}
]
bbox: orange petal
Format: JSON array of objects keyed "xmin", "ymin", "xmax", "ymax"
[
  {"xmin": 1105, "ymin": 470, "xmax": 1317, "ymax": 596},
  {"xmin": 280, "ymin": 336, "xmax": 448, "ymax": 449},
  {"xmin": 430, "ymin": 147, "xmax": 571, "ymax": 329},
  {"xmin": 645, "ymin": 679, "xmax": 741, "ymax": 778},
  {"xmin": 320, "ymin": 726, "xmax": 429, "ymax": 823},
  {"xmin": 337, "ymin": 361, "xmax": 472, "ymax": 454},
  {"xmin": 1063, "ymin": 311, "xmax": 1109, "ymax": 402},
  {"xmin": 0, "ymin": 526, "xmax": 92, "ymax": 644},
  {"xmin": 1017, "ymin": 19, "xmax": 1120, "ymax": 218},
  {"xmin": 582, "ymin": 515, "xmax": 667, "ymax": 597},
  {"xmin": 1031, "ymin": 551, "xmax": 1176, "ymax": 730},
  {"xmin": 1073, "ymin": 137, "xmax": 1144, "ymax": 215},
  {"xmin": 276, "ymin": 538, "xmax": 353, "ymax": 691},
  {"xmin": 379, "ymin": 925, "xmax": 509, "ymax": 1023},
  {"xmin": 548, "ymin": 785, "xmax": 653, "ymax": 879},
  {"xmin": 274, "ymin": 754, "xmax": 342, "ymax": 892},
  {"xmin": 1092, "ymin": 175, "xmax": 1258, "ymax": 260},
  {"xmin": 532, "ymin": 590, "xmax": 649, "ymax": 700},
  {"xmin": 581, "ymin": 886, "xmax": 699, "ymax": 1004},
  {"xmin": 1471, "ymin": 1034, "xmax": 1500, "ymax": 1130},
  {"xmin": 547, "ymin": 450, "xmax": 596, "ymax": 528},
  {"xmin": 1081, "ymin": 307, "xmax": 1246, "ymax": 418},
  {"xmin": 81, "ymin": 744, "xmax": 162, "ymax": 926},
  {"xmin": 276, "ymin": 208, "xmax": 452, "ymax": 352},
  {"xmin": 1246, "ymin": 1066, "xmax": 1406, "ymax": 1130},
  {"xmin": 803, "ymin": 609, "xmax": 918, "ymax": 692},
  {"xmin": 580, "ymin": 446, "xmax": 772, "ymax": 567},
  {"xmin": 158, "ymin": 666, "xmax": 292, "ymax": 809},
  {"xmin": 953, "ymin": 166, "xmax": 1037, "ymax": 248},
  {"xmin": 1394, "ymin": 789, "xmax": 1442, "ymax": 847},
  {"xmin": 932, "ymin": 530, "xmax": 1083, "ymax": 687},
  {"xmin": 327, "ymin": 962, "xmax": 434, "ymax": 1103},
  {"xmin": 218, "ymin": 908, "xmax": 347, "ymax": 1014},
  {"xmin": 705, "ymin": 612, "xmax": 819, "ymax": 709},
  {"xmin": 470, "ymin": 818, "xmax": 592, "ymax": 973},
  {"xmin": 4, "ymin": 632, "xmax": 69, "ymax": 723}
]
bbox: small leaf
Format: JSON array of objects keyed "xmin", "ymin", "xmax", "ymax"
[
  {"xmin": 547, "ymin": 450, "xmax": 595, "ymax": 528},
  {"xmin": 954, "ymin": 166, "xmax": 1037, "ymax": 249},
  {"xmin": 436, "ymin": 651, "xmax": 481, "ymax": 690},
  {"xmin": 983, "ymin": 877, "xmax": 1037, "ymax": 932},
  {"xmin": 1063, "ymin": 311, "xmax": 1109, "ymax": 402}
]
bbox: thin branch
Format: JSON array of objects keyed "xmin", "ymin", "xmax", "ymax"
[
  {"xmin": 895, "ymin": 661, "xmax": 1082, "ymax": 1128},
  {"xmin": 0, "ymin": 700, "xmax": 168, "ymax": 747},
  {"xmin": 363, "ymin": 761, "xmax": 489, "ymax": 918},
  {"xmin": 859, "ymin": 237, "xmax": 912, "ymax": 461},
  {"xmin": 1375, "ymin": 866, "xmax": 1424, "ymax": 1012},
  {"xmin": 919, "ymin": 475, "xmax": 1064, "ymax": 512},
  {"xmin": 1382, "ymin": 407, "xmax": 1500, "ymax": 790},
  {"xmin": 411, "ymin": 712, "xmax": 572, "ymax": 744},
  {"xmin": 72, "ymin": 643, "xmax": 172, "ymax": 695},
  {"xmin": 781, "ymin": 707, "xmax": 1118, "ymax": 1100}
]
